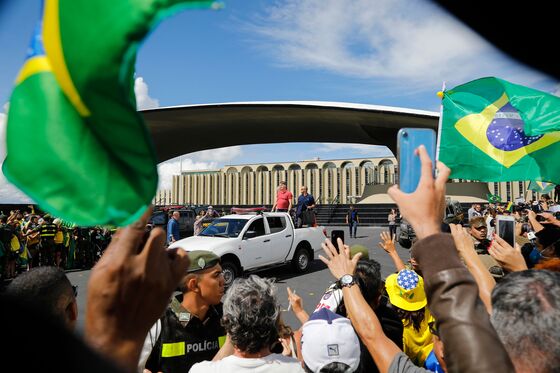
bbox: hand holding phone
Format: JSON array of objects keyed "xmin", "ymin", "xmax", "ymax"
[
  {"xmin": 397, "ymin": 128, "xmax": 437, "ymax": 193},
  {"xmin": 496, "ymin": 215, "xmax": 516, "ymax": 247},
  {"xmin": 331, "ymin": 230, "xmax": 344, "ymax": 248}
]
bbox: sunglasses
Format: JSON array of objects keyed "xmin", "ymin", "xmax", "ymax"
[
  {"xmin": 72, "ymin": 285, "xmax": 78, "ymax": 298},
  {"xmin": 474, "ymin": 226, "xmax": 487, "ymax": 231}
]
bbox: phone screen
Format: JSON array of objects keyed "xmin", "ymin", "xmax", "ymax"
[
  {"xmin": 397, "ymin": 128, "xmax": 437, "ymax": 193},
  {"xmin": 331, "ymin": 230, "xmax": 344, "ymax": 248},
  {"xmin": 498, "ymin": 218, "xmax": 515, "ymax": 247}
]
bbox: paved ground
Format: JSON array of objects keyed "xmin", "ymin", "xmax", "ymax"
[{"xmin": 69, "ymin": 226, "xmax": 410, "ymax": 335}]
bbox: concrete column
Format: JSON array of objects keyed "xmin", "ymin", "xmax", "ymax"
[
  {"xmin": 234, "ymin": 173, "xmax": 240, "ymax": 205},
  {"xmin": 351, "ymin": 167, "xmax": 357, "ymax": 198},
  {"xmin": 264, "ymin": 172, "xmax": 270, "ymax": 205}
]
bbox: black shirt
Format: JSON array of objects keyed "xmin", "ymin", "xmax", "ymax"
[{"xmin": 146, "ymin": 297, "xmax": 226, "ymax": 373}]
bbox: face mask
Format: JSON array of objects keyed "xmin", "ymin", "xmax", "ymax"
[{"xmin": 528, "ymin": 247, "xmax": 544, "ymax": 266}]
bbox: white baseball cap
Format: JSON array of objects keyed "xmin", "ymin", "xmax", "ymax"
[{"xmin": 301, "ymin": 308, "xmax": 361, "ymax": 373}]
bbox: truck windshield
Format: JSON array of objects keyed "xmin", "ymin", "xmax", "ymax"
[{"xmin": 199, "ymin": 218, "xmax": 248, "ymax": 238}]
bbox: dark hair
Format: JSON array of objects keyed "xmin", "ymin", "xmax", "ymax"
[
  {"xmin": 394, "ymin": 306, "xmax": 426, "ymax": 332},
  {"xmin": 5, "ymin": 267, "xmax": 74, "ymax": 321},
  {"xmin": 337, "ymin": 259, "xmax": 382, "ymax": 316},
  {"xmin": 491, "ymin": 270, "xmax": 560, "ymax": 373},
  {"xmin": 222, "ymin": 275, "xmax": 279, "ymax": 354},
  {"xmin": 355, "ymin": 259, "xmax": 382, "ymax": 306}
]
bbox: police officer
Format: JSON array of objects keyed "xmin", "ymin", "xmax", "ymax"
[{"xmin": 140, "ymin": 251, "xmax": 226, "ymax": 373}]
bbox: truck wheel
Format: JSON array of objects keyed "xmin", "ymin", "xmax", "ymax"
[
  {"xmin": 221, "ymin": 260, "xmax": 239, "ymax": 287},
  {"xmin": 292, "ymin": 247, "xmax": 311, "ymax": 273},
  {"xmin": 398, "ymin": 238, "xmax": 412, "ymax": 249}
]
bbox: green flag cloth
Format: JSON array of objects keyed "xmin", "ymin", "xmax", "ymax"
[
  {"xmin": 438, "ymin": 77, "xmax": 560, "ymax": 184},
  {"xmin": 486, "ymin": 193, "xmax": 501, "ymax": 203},
  {"xmin": 527, "ymin": 181, "xmax": 555, "ymax": 193},
  {"xmin": 3, "ymin": 0, "xmax": 221, "ymax": 227}
]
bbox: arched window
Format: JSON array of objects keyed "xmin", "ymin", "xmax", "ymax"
[
  {"xmin": 256, "ymin": 166, "xmax": 268, "ymax": 204},
  {"xmin": 241, "ymin": 167, "xmax": 252, "ymax": 205},
  {"xmin": 322, "ymin": 162, "xmax": 336, "ymax": 202},
  {"xmin": 306, "ymin": 163, "xmax": 319, "ymax": 199},
  {"xmin": 361, "ymin": 161, "xmax": 375, "ymax": 185},
  {"xmin": 378, "ymin": 160, "xmax": 394, "ymax": 184},
  {"xmin": 341, "ymin": 162, "xmax": 355, "ymax": 198}
]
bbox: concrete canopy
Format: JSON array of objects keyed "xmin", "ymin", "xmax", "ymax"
[{"xmin": 142, "ymin": 101, "xmax": 439, "ymax": 163}]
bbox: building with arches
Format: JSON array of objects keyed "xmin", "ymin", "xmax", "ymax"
[
  {"xmin": 160, "ymin": 156, "xmax": 535, "ymax": 206},
  {"xmin": 168, "ymin": 156, "xmax": 398, "ymax": 206}
]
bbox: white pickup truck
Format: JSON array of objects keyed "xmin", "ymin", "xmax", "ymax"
[{"xmin": 169, "ymin": 212, "xmax": 327, "ymax": 286}]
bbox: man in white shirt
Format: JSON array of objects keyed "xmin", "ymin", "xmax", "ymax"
[{"xmin": 189, "ymin": 275, "xmax": 304, "ymax": 373}]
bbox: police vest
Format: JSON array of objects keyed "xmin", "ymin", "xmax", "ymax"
[
  {"xmin": 145, "ymin": 298, "xmax": 226, "ymax": 373},
  {"xmin": 40, "ymin": 223, "xmax": 57, "ymax": 239}
]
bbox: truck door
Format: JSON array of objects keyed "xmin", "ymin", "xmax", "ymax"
[
  {"xmin": 265, "ymin": 215, "xmax": 293, "ymax": 263},
  {"xmin": 240, "ymin": 217, "xmax": 269, "ymax": 269}
]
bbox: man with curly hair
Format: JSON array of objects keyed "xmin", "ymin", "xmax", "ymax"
[{"xmin": 190, "ymin": 275, "xmax": 305, "ymax": 372}]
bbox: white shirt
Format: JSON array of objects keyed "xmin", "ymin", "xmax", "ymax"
[{"xmin": 189, "ymin": 354, "xmax": 305, "ymax": 373}]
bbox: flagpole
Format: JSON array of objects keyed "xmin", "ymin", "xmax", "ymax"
[{"xmin": 435, "ymin": 81, "xmax": 446, "ymax": 163}]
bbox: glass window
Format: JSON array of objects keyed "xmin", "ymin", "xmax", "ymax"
[
  {"xmin": 150, "ymin": 212, "xmax": 166, "ymax": 225},
  {"xmin": 267, "ymin": 216, "xmax": 286, "ymax": 233},
  {"xmin": 200, "ymin": 218, "xmax": 248, "ymax": 237},
  {"xmin": 245, "ymin": 217, "xmax": 266, "ymax": 237}
]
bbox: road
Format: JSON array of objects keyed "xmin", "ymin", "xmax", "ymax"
[{"xmin": 69, "ymin": 226, "xmax": 411, "ymax": 335}]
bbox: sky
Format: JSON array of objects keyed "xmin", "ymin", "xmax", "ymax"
[{"xmin": 0, "ymin": 0, "xmax": 558, "ymax": 200}]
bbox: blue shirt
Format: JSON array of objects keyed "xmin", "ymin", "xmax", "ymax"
[
  {"xmin": 296, "ymin": 194, "xmax": 315, "ymax": 217},
  {"xmin": 167, "ymin": 218, "xmax": 180, "ymax": 243},
  {"xmin": 348, "ymin": 210, "xmax": 359, "ymax": 222},
  {"xmin": 424, "ymin": 350, "xmax": 444, "ymax": 373}
]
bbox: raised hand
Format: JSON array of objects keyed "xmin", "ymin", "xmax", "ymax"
[
  {"xmin": 378, "ymin": 231, "xmax": 397, "ymax": 255},
  {"xmin": 85, "ymin": 207, "xmax": 190, "ymax": 371},
  {"xmin": 319, "ymin": 238, "xmax": 362, "ymax": 280},
  {"xmin": 387, "ymin": 145, "xmax": 451, "ymax": 240},
  {"xmin": 489, "ymin": 234, "xmax": 527, "ymax": 272}
]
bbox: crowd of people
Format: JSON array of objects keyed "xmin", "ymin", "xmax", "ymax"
[
  {"xmin": 3, "ymin": 146, "xmax": 559, "ymax": 373},
  {"xmin": 0, "ymin": 208, "xmax": 114, "ymax": 281}
]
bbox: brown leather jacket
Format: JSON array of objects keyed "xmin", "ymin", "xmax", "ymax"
[{"xmin": 412, "ymin": 233, "xmax": 514, "ymax": 372}]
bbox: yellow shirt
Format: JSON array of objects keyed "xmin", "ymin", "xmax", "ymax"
[{"xmin": 402, "ymin": 308, "xmax": 435, "ymax": 366}]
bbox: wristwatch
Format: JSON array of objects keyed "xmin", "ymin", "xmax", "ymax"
[{"xmin": 337, "ymin": 274, "xmax": 357, "ymax": 288}]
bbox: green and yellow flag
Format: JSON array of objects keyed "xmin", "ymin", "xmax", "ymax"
[
  {"xmin": 486, "ymin": 193, "xmax": 501, "ymax": 203},
  {"xmin": 3, "ymin": 0, "xmax": 221, "ymax": 226},
  {"xmin": 439, "ymin": 77, "xmax": 560, "ymax": 184},
  {"xmin": 527, "ymin": 181, "xmax": 555, "ymax": 193}
]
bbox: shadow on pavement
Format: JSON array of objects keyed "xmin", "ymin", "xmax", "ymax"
[{"xmin": 246, "ymin": 259, "xmax": 328, "ymax": 284}]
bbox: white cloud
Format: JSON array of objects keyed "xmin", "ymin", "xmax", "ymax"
[
  {"xmin": 135, "ymin": 76, "xmax": 160, "ymax": 110},
  {"xmin": 157, "ymin": 146, "xmax": 244, "ymax": 190},
  {"xmin": 0, "ymin": 106, "xmax": 34, "ymax": 204},
  {"xmin": 315, "ymin": 143, "xmax": 391, "ymax": 156},
  {"xmin": 247, "ymin": 0, "xmax": 548, "ymax": 93},
  {"xmin": 157, "ymin": 157, "xmax": 218, "ymax": 190},
  {"xmin": 188, "ymin": 145, "xmax": 243, "ymax": 163}
]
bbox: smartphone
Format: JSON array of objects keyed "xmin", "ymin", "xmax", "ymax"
[
  {"xmin": 397, "ymin": 128, "xmax": 437, "ymax": 193},
  {"xmin": 496, "ymin": 215, "xmax": 516, "ymax": 247},
  {"xmin": 331, "ymin": 230, "xmax": 344, "ymax": 248}
]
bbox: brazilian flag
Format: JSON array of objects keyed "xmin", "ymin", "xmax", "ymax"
[
  {"xmin": 3, "ymin": 0, "xmax": 222, "ymax": 227},
  {"xmin": 439, "ymin": 77, "xmax": 560, "ymax": 184},
  {"xmin": 486, "ymin": 193, "xmax": 501, "ymax": 203},
  {"xmin": 528, "ymin": 181, "xmax": 555, "ymax": 193}
]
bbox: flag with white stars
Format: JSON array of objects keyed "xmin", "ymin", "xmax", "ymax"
[{"xmin": 439, "ymin": 77, "xmax": 560, "ymax": 184}]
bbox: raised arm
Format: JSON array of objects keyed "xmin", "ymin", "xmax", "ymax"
[
  {"xmin": 319, "ymin": 238, "xmax": 403, "ymax": 373},
  {"xmin": 85, "ymin": 207, "xmax": 190, "ymax": 373},
  {"xmin": 449, "ymin": 223, "xmax": 495, "ymax": 314},
  {"xmin": 378, "ymin": 231, "xmax": 405, "ymax": 272},
  {"xmin": 388, "ymin": 145, "xmax": 514, "ymax": 372},
  {"xmin": 287, "ymin": 287, "xmax": 309, "ymax": 325}
]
